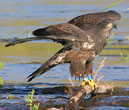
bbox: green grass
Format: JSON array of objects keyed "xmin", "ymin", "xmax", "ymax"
[
  {"xmin": 25, "ymin": 89, "xmax": 40, "ymax": 110},
  {"xmin": 0, "ymin": 76, "xmax": 3, "ymax": 89},
  {"xmin": 0, "ymin": 62, "xmax": 4, "ymax": 70},
  {"xmin": 120, "ymin": 53, "xmax": 129, "ymax": 63},
  {"xmin": 103, "ymin": 0, "xmax": 125, "ymax": 11}
]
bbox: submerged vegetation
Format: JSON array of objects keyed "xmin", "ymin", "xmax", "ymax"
[
  {"xmin": 0, "ymin": 62, "xmax": 4, "ymax": 89},
  {"xmin": 0, "ymin": 76, "xmax": 3, "ymax": 89},
  {"xmin": 0, "ymin": 86, "xmax": 129, "ymax": 110},
  {"xmin": 0, "ymin": 62, "xmax": 4, "ymax": 70},
  {"xmin": 120, "ymin": 53, "xmax": 129, "ymax": 63}
]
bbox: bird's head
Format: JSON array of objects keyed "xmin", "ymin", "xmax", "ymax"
[{"xmin": 98, "ymin": 19, "xmax": 117, "ymax": 31}]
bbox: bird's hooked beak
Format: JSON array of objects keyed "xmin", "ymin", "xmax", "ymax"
[{"xmin": 113, "ymin": 23, "xmax": 117, "ymax": 29}]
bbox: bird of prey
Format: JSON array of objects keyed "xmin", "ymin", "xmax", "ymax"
[{"xmin": 6, "ymin": 10, "xmax": 121, "ymax": 90}]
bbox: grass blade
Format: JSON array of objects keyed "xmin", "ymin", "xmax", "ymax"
[
  {"xmin": 103, "ymin": 0, "xmax": 125, "ymax": 11},
  {"xmin": 0, "ymin": 62, "xmax": 4, "ymax": 70}
]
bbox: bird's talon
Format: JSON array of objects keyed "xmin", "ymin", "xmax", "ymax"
[{"xmin": 81, "ymin": 79, "xmax": 98, "ymax": 91}]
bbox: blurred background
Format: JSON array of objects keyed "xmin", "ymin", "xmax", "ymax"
[
  {"xmin": 0, "ymin": 0, "xmax": 128, "ymax": 40},
  {"xmin": 0, "ymin": 0, "xmax": 128, "ymax": 85}
]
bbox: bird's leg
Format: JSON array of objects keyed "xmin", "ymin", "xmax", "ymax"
[
  {"xmin": 81, "ymin": 75, "xmax": 98, "ymax": 90},
  {"xmin": 81, "ymin": 61, "xmax": 98, "ymax": 90}
]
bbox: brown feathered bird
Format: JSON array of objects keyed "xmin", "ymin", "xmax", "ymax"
[{"xmin": 5, "ymin": 10, "xmax": 121, "ymax": 88}]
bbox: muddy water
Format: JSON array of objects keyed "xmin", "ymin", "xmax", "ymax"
[{"xmin": 0, "ymin": 0, "xmax": 129, "ymax": 109}]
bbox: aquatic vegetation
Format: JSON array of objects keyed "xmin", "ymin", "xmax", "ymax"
[
  {"xmin": 0, "ymin": 62, "xmax": 4, "ymax": 89},
  {"xmin": 27, "ymin": 30, "xmax": 31, "ymax": 38},
  {"xmin": 6, "ymin": 93, "xmax": 19, "ymax": 100},
  {"xmin": 0, "ymin": 0, "xmax": 127, "ymax": 110},
  {"xmin": 0, "ymin": 76, "xmax": 3, "ymax": 89},
  {"xmin": 6, "ymin": 93, "xmax": 13, "ymax": 99},
  {"xmin": 103, "ymin": 0, "xmax": 125, "ymax": 11},
  {"xmin": 125, "ymin": 55, "xmax": 129, "ymax": 63},
  {"xmin": 107, "ymin": 33, "xmax": 115, "ymax": 44},
  {"xmin": 120, "ymin": 53, "xmax": 129, "ymax": 63},
  {"xmin": 0, "ymin": 62, "xmax": 4, "ymax": 70},
  {"xmin": 25, "ymin": 89, "xmax": 40, "ymax": 110}
]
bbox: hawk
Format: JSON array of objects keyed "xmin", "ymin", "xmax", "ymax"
[{"xmin": 6, "ymin": 10, "xmax": 121, "ymax": 90}]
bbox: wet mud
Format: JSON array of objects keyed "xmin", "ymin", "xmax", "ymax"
[{"xmin": 0, "ymin": 86, "xmax": 129, "ymax": 110}]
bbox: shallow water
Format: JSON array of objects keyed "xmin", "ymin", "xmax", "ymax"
[
  {"xmin": 0, "ymin": 42, "xmax": 129, "ymax": 109},
  {"xmin": 0, "ymin": 42, "xmax": 129, "ymax": 85},
  {"xmin": 0, "ymin": 0, "xmax": 129, "ymax": 109},
  {"xmin": 0, "ymin": 0, "xmax": 128, "ymax": 40}
]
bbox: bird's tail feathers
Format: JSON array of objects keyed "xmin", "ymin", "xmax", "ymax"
[
  {"xmin": 27, "ymin": 47, "xmax": 66, "ymax": 82},
  {"xmin": 27, "ymin": 64, "xmax": 49, "ymax": 82}
]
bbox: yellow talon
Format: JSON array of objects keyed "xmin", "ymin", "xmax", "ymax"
[
  {"xmin": 81, "ymin": 81, "xmax": 86, "ymax": 86},
  {"xmin": 81, "ymin": 79, "xmax": 98, "ymax": 90}
]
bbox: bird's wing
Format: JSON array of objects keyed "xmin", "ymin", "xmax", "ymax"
[
  {"xmin": 69, "ymin": 10, "xmax": 121, "ymax": 30},
  {"xmin": 5, "ymin": 10, "xmax": 121, "ymax": 47},
  {"xmin": 5, "ymin": 37, "xmax": 39, "ymax": 47},
  {"xmin": 5, "ymin": 23, "xmax": 89, "ymax": 47},
  {"xmin": 32, "ymin": 23, "xmax": 89, "ymax": 45}
]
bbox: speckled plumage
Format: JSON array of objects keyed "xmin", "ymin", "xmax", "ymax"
[
  {"xmin": 27, "ymin": 19, "xmax": 120, "ymax": 82},
  {"xmin": 5, "ymin": 10, "xmax": 121, "ymax": 82}
]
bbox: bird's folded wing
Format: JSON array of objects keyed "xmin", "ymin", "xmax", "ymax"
[
  {"xmin": 5, "ymin": 23, "xmax": 89, "ymax": 47},
  {"xmin": 69, "ymin": 10, "xmax": 121, "ymax": 26},
  {"xmin": 32, "ymin": 23, "xmax": 88, "ymax": 44},
  {"xmin": 5, "ymin": 37, "xmax": 39, "ymax": 47}
]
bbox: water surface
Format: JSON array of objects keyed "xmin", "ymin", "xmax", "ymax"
[{"xmin": 0, "ymin": 0, "xmax": 129, "ymax": 109}]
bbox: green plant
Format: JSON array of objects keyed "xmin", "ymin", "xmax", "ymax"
[
  {"xmin": 27, "ymin": 30, "xmax": 31, "ymax": 38},
  {"xmin": 33, "ymin": 103, "xmax": 40, "ymax": 110},
  {"xmin": 103, "ymin": 0, "xmax": 125, "ymax": 11},
  {"xmin": 6, "ymin": 93, "xmax": 13, "ymax": 99},
  {"xmin": 120, "ymin": 53, "xmax": 129, "ymax": 63},
  {"xmin": 0, "ymin": 62, "xmax": 4, "ymax": 69},
  {"xmin": 0, "ymin": 76, "xmax": 3, "ymax": 89},
  {"xmin": 6, "ymin": 93, "xmax": 19, "ymax": 99},
  {"xmin": 0, "ymin": 62, "xmax": 4, "ymax": 89},
  {"xmin": 126, "ymin": 54, "xmax": 129, "ymax": 63},
  {"xmin": 25, "ymin": 89, "xmax": 40, "ymax": 110},
  {"xmin": 107, "ymin": 33, "xmax": 115, "ymax": 44}
]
